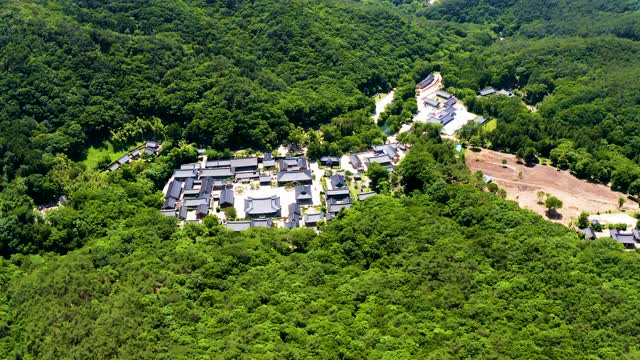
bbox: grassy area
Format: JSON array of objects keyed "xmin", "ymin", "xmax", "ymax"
[
  {"xmin": 82, "ymin": 142, "xmax": 131, "ymax": 170},
  {"xmin": 481, "ymin": 118, "xmax": 497, "ymax": 133},
  {"xmin": 373, "ymin": 92, "xmax": 388, "ymax": 102}
]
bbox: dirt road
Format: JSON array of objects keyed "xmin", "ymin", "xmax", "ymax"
[{"xmin": 465, "ymin": 149, "xmax": 637, "ymax": 224}]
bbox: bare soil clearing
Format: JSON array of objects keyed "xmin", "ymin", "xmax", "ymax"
[{"xmin": 465, "ymin": 149, "xmax": 637, "ymax": 224}]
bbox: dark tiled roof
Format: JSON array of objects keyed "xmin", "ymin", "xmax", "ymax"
[
  {"xmin": 327, "ymin": 203, "xmax": 351, "ymax": 214},
  {"xmin": 304, "ymin": 212, "xmax": 324, "ymax": 225},
  {"xmin": 279, "ymin": 157, "xmax": 308, "ymax": 171},
  {"xmin": 479, "ymin": 88, "xmax": 496, "ymax": 96},
  {"xmin": 230, "ymin": 157, "xmax": 258, "ymax": 169},
  {"xmin": 417, "ymin": 74, "xmax": 434, "ymax": 88},
  {"xmin": 366, "ymin": 155, "xmax": 392, "ymax": 166},
  {"xmin": 320, "ymin": 156, "xmax": 341, "ymax": 165},
  {"xmin": 162, "ymin": 197, "xmax": 177, "ymax": 209},
  {"xmin": 220, "ymin": 188, "xmax": 234, "ymax": 206},
  {"xmin": 373, "ymin": 144, "xmax": 398, "ymax": 159},
  {"xmin": 326, "ymin": 189, "xmax": 351, "ymax": 197},
  {"xmin": 436, "ymin": 90, "xmax": 452, "ymax": 99},
  {"xmin": 424, "ymin": 98, "xmax": 439, "ymax": 107},
  {"xmin": 184, "ymin": 177, "xmax": 195, "ymax": 190},
  {"xmin": 183, "ymin": 198, "xmax": 209, "ymax": 208},
  {"xmin": 180, "ymin": 163, "xmax": 199, "ymax": 170},
  {"xmin": 167, "ymin": 181, "xmax": 182, "ymax": 199},
  {"xmin": 182, "ymin": 189, "xmax": 200, "ymax": 197},
  {"xmin": 295, "ymin": 185, "xmax": 313, "ymax": 201},
  {"xmin": 173, "ymin": 169, "xmax": 197, "ymax": 178},
  {"xmin": 475, "ymin": 117, "xmax": 489, "ymax": 125},
  {"xmin": 196, "ymin": 204, "xmax": 209, "ymax": 217},
  {"xmin": 235, "ymin": 171, "xmax": 260, "ymax": 181},
  {"xmin": 580, "ymin": 227, "xmax": 596, "ymax": 240},
  {"xmin": 200, "ymin": 168, "xmax": 233, "ymax": 178},
  {"xmin": 289, "ymin": 203, "xmax": 301, "ymax": 217},
  {"xmin": 439, "ymin": 113, "xmax": 455, "ymax": 125},
  {"xmin": 206, "ymin": 160, "xmax": 232, "ymax": 168},
  {"xmin": 260, "ymin": 175, "xmax": 272, "ymax": 184},
  {"xmin": 145, "ymin": 141, "xmax": 159, "ymax": 148},
  {"xmin": 178, "ymin": 206, "xmax": 187, "ymax": 220},
  {"xmin": 444, "ymin": 98, "xmax": 457, "ymax": 107},
  {"xmin": 350, "ymin": 155, "xmax": 362, "ymax": 168},
  {"xmin": 357, "ymin": 192, "xmax": 376, "ymax": 201},
  {"xmin": 331, "ymin": 174, "xmax": 346, "ymax": 189},
  {"xmin": 277, "ymin": 170, "xmax": 312, "ymax": 184},
  {"xmin": 245, "ymin": 196, "xmax": 281, "ymax": 216},
  {"xmin": 251, "ymin": 218, "xmax": 272, "ymax": 228},
  {"xmin": 160, "ymin": 209, "xmax": 176, "ymax": 217},
  {"xmin": 116, "ymin": 154, "xmax": 130, "ymax": 165},
  {"xmin": 610, "ymin": 229, "xmax": 638, "ymax": 248},
  {"xmin": 226, "ymin": 221, "xmax": 252, "ymax": 231}
]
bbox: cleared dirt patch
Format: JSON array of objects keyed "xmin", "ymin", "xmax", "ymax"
[{"xmin": 465, "ymin": 149, "xmax": 637, "ymax": 224}]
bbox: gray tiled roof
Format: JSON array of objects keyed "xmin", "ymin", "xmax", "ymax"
[
  {"xmin": 245, "ymin": 196, "xmax": 281, "ymax": 216},
  {"xmin": 304, "ymin": 212, "xmax": 324, "ymax": 225},
  {"xmin": 417, "ymin": 74, "xmax": 434, "ymax": 88},
  {"xmin": 444, "ymin": 98, "xmax": 457, "ymax": 107},
  {"xmin": 226, "ymin": 221, "xmax": 252, "ymax": 231},
  {"xmin": 326, "ymin": 189, "xmax": 350, "ymax": 197},
  {"xmin": 277, "ymin": 170, "xmax": 312, "ymax": 183},
  {"xmin": 184, "ymin": 177, "xmax": 194, "ymax": 190},
  {"xmin": 350, "ymin": 155, "xmax": 362, "ymax": 168},
  {"xmin": 183, "ymin": 198, "xmax": 209, "ymax": 208},
  {"xmin": 173, "ymin": 169, "xmax": 197, "ymax": 179},
  {"xmin": 160, "ymin": 209, "xmax": 176, "ymax": 217},
  {"xmin": 251, "ymin": 218, "xmax": 272, "ymax": 228},
  {"xmin": 366, "ymin": 155, "xmax": 392, "ymax": 165},
  {"xmin": 196, "ymin": 204, "xmax": 209, "ymax": 216},
  {"xmin": 357, "ymin": 192, "xmax": 376, "ymax": 201},
  {"xmin": 230, "ymin": 157, "xmax": 258, "ymax": 169},
  {"xmin": 162, "ymin": 197, "xmax": 177, "ymax": 209},
  {"xmin": 331, "ymin": 174, "xmax": 346, "ymax": 189},
  {"xmin": 327, "ymin": 203, "xmax": 351, "ymax": 214},
  {"xmin": 424, "ymin": 98, "xmax": 439, "ymax": 107},
  {"xmin": 220, "ymin": 188, "xmax": 234, "ymax": 206},
  {"xmin": 295, "ymin": 185, "xmax": 312, "ymax": 201},
  {"xmin": 436, "ymin": 90, "xmax": 452, "ymax": 99},
  {"xmin": 260, "ymin": 175, "xmax": 272, "ymax": 183},
  {"xmin": 145, "ymin": 141, "xmax": 159, "ymax": 148},
  {"xmin": 475, "ymin": 117, "xmax": 489, "ymax": 125},
  {"xmin": 479, "ymin": 88, "xmax": 496, "ymax": 96},
  {"xmin": 117, "ymin": 154, "xmax": 131, "ymax": 164},
  {"xmin": 206, "ymin": 160, "xmax": 232, "ymax": 168},
  {"xmin": 235, "ymin": 171, "xmax": 259, "ymax": 181},
  {"xmin": 200, "ymin": 168, "xmax": 233, "ymax": 178},
  {"xmin": 178, "ymin": 206, "xmax": 187, "ymax": 220},
  {"xmin": 167, "ymin": 181, "xmax": 182, "ymax": 199}
]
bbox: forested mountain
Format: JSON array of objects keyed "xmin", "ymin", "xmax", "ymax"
[
  {"xmin": 0, "ymin": 0, "xmax": 481, "ymax": 206},
  {"xmin": 3, "ymin": 127, "xmax": 640, "ymax": 358},
  {"xmin": 427, "ymin": 0, "xmax": 640, "ymax": 39},
  {"xmin": 3, "ymin": 0, "xmax": 640, "ymax": 358},
  {"xmin": 429, "ymin": 1, "xmax": 640, "ymax": 195}
]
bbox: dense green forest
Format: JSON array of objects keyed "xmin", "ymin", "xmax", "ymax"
[
  {"xmin": 3, "ymin": 0, "xmax": 640, "ymax": 357},
  {"xmin": 3, "ymin": 127, "xmax": 640, "ymax": 358},
  {"xmin": 0, "ymin": 0, "xmax": 487, "ymax": 203},
  {"xmin": 448, "ymin": 36, "xmax": 640, "ymax": 193},
  {"xmin": 427, "ymin": 0, "xmax": 640, "ymax": 39},
  {"xmin": 429, "ymin": 1, "xmax": 640, "ymax": 194}
]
